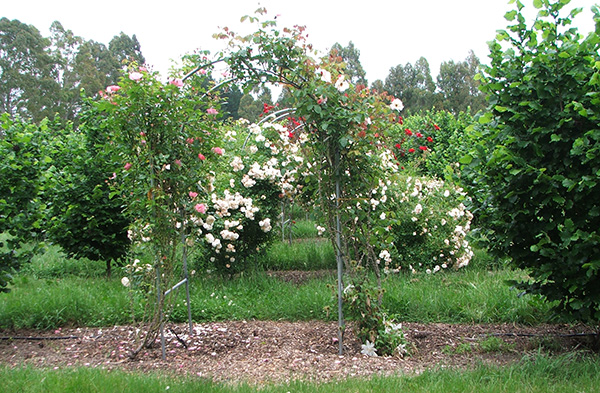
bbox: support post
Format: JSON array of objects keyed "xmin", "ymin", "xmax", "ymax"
[
  {"xmin": 334, "ymin": 148, "xmax": 344, "ymax": 355},
  {"xmin": 181, "ymin": 242, "xmax": 193, "ymax": 336}
]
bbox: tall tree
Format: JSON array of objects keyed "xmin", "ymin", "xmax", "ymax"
[
  {"xmin": 221, "ymin": 84, "xmax": 243, "ymax": 120},
  {"xmin": 384, "ymin": 57, "xmax": 435, "ymax": 113},
  {"xmin": 108, "ymin": 32, "xmax": 145, "ymax": 80},
  {"xmin": 436, "ymin": 50, "xmax": 485, "ymax": 114},
  {"xmin": 49, "ymin": 21, "xmax": 83, "ymax": 122},
  {"xmin": 370, "ymin": 79, "xmax": 385, "ymax": 93},
  {"xmin": 238, "ymin": 86, "xmax": 273, "ymax": 123},
  {"xmin": 330, "ymin": 41, "xmax": 368, "ymax": 86},
  {"xmin": 0, "ymin": 18, "xmax": 60, "ymax": 122},
  {"xmin": 276, "ymin": 86, "xmax": 294, "ymax": 109},
  {"xmin": 74, "ymin": 40, "xmax": 116, "ymax": 97}
]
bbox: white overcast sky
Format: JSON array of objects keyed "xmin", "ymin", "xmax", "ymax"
[{"xmin": 3, "ymin": 0, "xmax": 597, "ymax": 83}]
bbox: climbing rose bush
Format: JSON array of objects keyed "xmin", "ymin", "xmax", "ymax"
[
  {"xmin": 387, "ymin": 175, "xmax": 473, "ymax": 273},
  {"xmin": 97, "ymin": 62, "xmax": 227, "ymax": 356}
]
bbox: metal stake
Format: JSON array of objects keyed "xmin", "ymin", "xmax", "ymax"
[{"xmin": 334, "ymin": 148, "xmax": 344, "ymax": 355}]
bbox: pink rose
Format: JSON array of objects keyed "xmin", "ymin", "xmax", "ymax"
[
  {"xmin": 169, "ymin": 78, "xmax": 184, "ymax": 87},
  {"xmin": 194, "ymin": 203, "xmax": 207, "ymax": 214},
  {"xmin": 199, "ymin": 69, "xmax": 207, "ymax": 75},
  {"xmin": 212, "ymin": 147, "xmax": 223, "ymax": 155},
  {"xmin": 124, "ymin": 162, "xmax": 132, "ymax": 170},
  {"xmin": 206, "ymin": 108, "xmax": 218, "ymax": 115},
  {"xmin": 106, "ymin": 85, "xmax": 120, "ymax": 93},
  {"xmin": 198, "ymin": 153, "xmax": 206, "ymax": 160},
  {"xmin": 129, "ymin": 72, "xmax": 143, "ymax": 81},
  {"xmin": 174, "ymin": 159, "xmax": 182, "ymax": 167},
  {"xmin": 189, "ymin": 191, "xmax": 198, "ymax": 198}
]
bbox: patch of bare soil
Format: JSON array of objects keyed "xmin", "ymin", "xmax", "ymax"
[{"xmin": 1, "ymin": 320, "xmax": 597, "ymax": 385}]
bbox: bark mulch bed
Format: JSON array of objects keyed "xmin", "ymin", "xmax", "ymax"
[{"xmin": 1, "ymin": 320, "xmax": 597, "ymax": 385}]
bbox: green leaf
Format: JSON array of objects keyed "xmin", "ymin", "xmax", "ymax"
[
  {"xmin": 533, "ymin": 0, "xmax": 543, "ymax": 8},
  {"xmin": 459, "ymin": 154, "xmax": 473, "ymax": 165},
  {"xmin": 505, "ymin": 10, "xmax": 518, "ymax": 20},
  {"xmin": 478, "ymin": 112, "xmax": 493, "ymax": 124}
]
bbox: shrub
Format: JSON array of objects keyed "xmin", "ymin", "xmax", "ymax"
[
  {"xmin": 463, "ymin": 0, "xmax": 600, "ymax": 320},
  {"xmin": 0, "ymin": 114, "xmax": 50, "ymax": 291},
  {"xmin": 45, "ymin": 103, "xmax": 130, "ymax": 277},
  {"xmin": 387, "ymin": 175, "xmax": 474, "ymax": 273},
  {"xmin": 400, "ymin": 110, "xmax": 474, "ymax": 179}
]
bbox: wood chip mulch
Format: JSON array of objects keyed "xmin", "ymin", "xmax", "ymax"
[{"xmin": 1, "ymin": 320, "xmax": 597, "ymax": 385}]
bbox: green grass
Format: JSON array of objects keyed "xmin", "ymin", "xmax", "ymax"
[
  {"xmin": 0, "ymin": 276, "xmax": 132, "ymax": 330},
  {"xmin": 383, "ymin": 268, "xmax": 555, "ymax": 324},
  {"xmin": 0, "ymin": 237, "xmax": 558, "ymax": 330},
  {"xmin": 1, "ymin": 265, "xmax": 558, "ymax": 330},
  {"xmin": 2, "ymin": 353, "xmax": 599, "ymax": 392},
  {"xmin": 275, "ymin": 218, "xmax": 320, "ymax": 240},
  {"xmin": 257, "ymin": 238, "xmax": 335, "ymax": 271}
]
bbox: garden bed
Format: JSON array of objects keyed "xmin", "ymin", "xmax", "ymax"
[{"xmin": 1, "ymin": 321, "xmax": 596, "ymax": 385}]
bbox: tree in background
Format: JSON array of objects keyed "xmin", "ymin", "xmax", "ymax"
[
  {"xmin": 108, "ymin": 32, "xmax": 145, "ymax": 74},
  {"xmin": 436, "ymin": 50, "xmax": 485, "ymax": 114},
  {"xmin": 238, "ymin": 86, "xmax": 273, "ymax": 122},
  {"xmin": 0, "ymin": 18, "xmax": 60, "ymax": 123},
  {"xmin": 370, "ymin": 79, "xmax": 385, "ymax": 94},
  {"xmin": 221, "ymin": 84, "xmax": 243, "ymax": 119},
  {"xmin": 49, "ymin": 21, "xmax": 83, "ymax": 123},
  {"xmin": 1, "ymin": 18, "xmax": 146, "ymax": 123},
  {"xmin": 330, "ymin": 41, "xmax": 368, "ymax": 86},
  {"xmin": 464, "ymin": 0, "xmax": 600, "ymax": 321},
  {"xmin": 45, "ymin": 103, "xmax": 130, "ymax": 277},
  {"xmin": 384, "ymin": 57, "xmax": 436, "ymax": 113}
]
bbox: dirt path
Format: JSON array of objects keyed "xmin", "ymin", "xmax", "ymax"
[{"xmin": 1, "ymin": 321, "xmax": 596, "ymax": 384}]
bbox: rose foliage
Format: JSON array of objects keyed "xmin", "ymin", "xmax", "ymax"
[{"xmin": 214, "ymin": 10, "xmax": 418, "ymax": 355}]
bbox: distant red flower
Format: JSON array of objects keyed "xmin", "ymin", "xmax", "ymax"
[
  {"xmin": 395, "ymin": 143, "xmax": 402, "ymax": 149},
  {"xmin": 408, "ymin": 148, "xmax": 415, "ymax": 153},
  {"xmin": 416, "ymin": 132, "xmax": 423, "ymax": 138},
  {"xmin": 405, "ymin": 128, "xmax": 413, "ymax": 136},
  {"xmin": 198, "ymin": 153, "xmax": 206, "ymax": 160},
  {"xmin": 434, "ymin": 124, "xmax": 440, "ymax": 131},
  {"xmin": 427, "ymin": 136, "xmax": 433, "ymax": 142},
  {"xmin": 263, "ymin": 103, "xmax": 274, "ymax": 113},
  {"xmin": 419, "ymin": 145, "xmax": 428, "ymax": 151}
]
